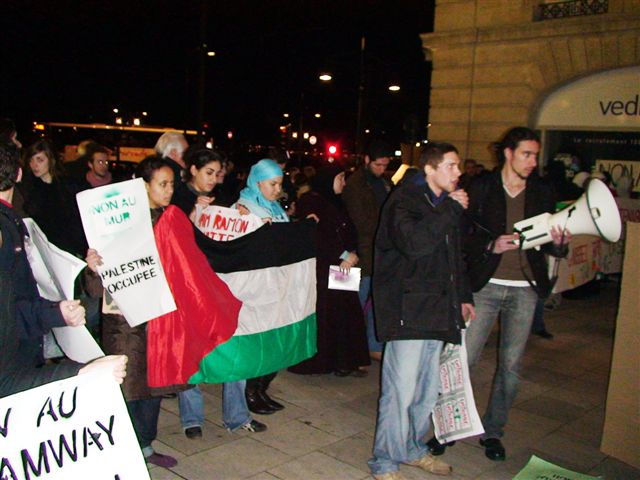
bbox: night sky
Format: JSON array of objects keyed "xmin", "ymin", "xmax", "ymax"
[{"xmin": 2, "ymin": 1, "xmax": 434, "ymax": 150}]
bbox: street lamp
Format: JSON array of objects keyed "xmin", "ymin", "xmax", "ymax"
[
  {"xmin": 388, "ymin": 84, "xmax": 401, "ymax": 92},
  {"xmin": 319, "ymin": 73, "xmax": 332, "ymax": 82}
]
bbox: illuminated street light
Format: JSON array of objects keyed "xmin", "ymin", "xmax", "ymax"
[
  {"xmin": 309, "ymin": 135, "xmax": 317, "ymax": 145},
  {"xmin": 388, "ymin": 84, "xmax": 401, "ymax": 92},
  {"xmin": 292, "ymin": 132, "xmax": 298, "ymax": 139},
  {"xmin": 142, "ymin": 111, "xmax": 148, "ymax": 116},
  {"xmin": 133, "ymin": 118, "xmax": 141, "ymax": 126},
  {"xmin": 115, "ymin": 117, "xmax": 123, "ymax": 125},
  {"xmin": 113, "ymin": 108, "xmax": 119, "ymax": 114},
  {"xmin": 303, "ymin": 132, "xmax": 309, "ymax": 139},
  {"xmin": 319, "ymin": 73, "xmax": 332, "ymax": 82},
  {"xmin": 207, "ymin": 51, "xmax": 216, "ymax": 57},
  {"xmin": 283, "ymin": 113, "xmax": 290, "ymax": 118},
  {"xmin": 314, "ymin": 113, "xmax": 321, "ymax": 118}
]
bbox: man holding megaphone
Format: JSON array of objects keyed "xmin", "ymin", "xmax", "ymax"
[{"xmin": 428, "ymin": 127, "xmax": 571, "ymax": 462}]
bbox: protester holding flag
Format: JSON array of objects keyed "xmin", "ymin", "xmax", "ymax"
[
  {"xmin": 235, "ymin": 159, "xmax": 289, "ymax": 415},
  {"xmin": 85, "ymin": 157, "xmax": 180, "ymax": 468},
  {"xmin": 172, "ymin": 146, "xmax": 223, "ymax": 222},
  {"xmin": 171, "ymin": 147, "xmax": 267, "ymax": 435},
  {"xmin": 288, "ymin": 165, "xmax": 370, "ymax": 376}
]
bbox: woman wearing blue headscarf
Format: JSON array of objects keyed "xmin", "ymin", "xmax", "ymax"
[
  {"xmin": 237, "ymin": 159, "xmax": 289, "ymax": 223},
  {"xmin": 235, "ymin": 159, "xmax": 289, "ymax": 415}
]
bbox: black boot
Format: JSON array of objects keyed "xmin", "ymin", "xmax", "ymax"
[
  {"xmin": 260, "ymin": 390, "xmax": 284, "ymax": 411},
  {"xmin": 245, "ymin": 383, "xmax": 275, "ymax": 415},
  {"xmin": 253, "ymin": 373, "xmax": 284, "ymax": 411}
]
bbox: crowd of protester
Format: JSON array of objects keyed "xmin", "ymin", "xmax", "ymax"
[{"xmin": 0, "ymin": 116, "xmax": 626, "ymax": 477}]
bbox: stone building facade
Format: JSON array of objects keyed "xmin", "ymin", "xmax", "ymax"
[{"xmin": 421, "ymin": 0, "xmax": 640, "ymax": 166}]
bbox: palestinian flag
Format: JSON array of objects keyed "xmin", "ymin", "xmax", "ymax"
[
  {"xmin": 190, "ymin": 219, "xmax": 317, "ymax": 384},
  {"xmin": 146, "ymin": 206, "xmax": 241, "ymax": 388}
]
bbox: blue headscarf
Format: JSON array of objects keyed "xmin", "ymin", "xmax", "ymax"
[{"xmin": 238, "ymin": 159, "xmax": 289, "ymax": 222}]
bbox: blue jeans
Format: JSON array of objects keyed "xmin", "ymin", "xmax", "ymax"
[
  {"xmin": 359, "ymin": 276, "xmax": 383, "ymax": 354},
  {"xmin": 179, "ymin": 386, "xmax": 204, "ymax": 429},
  {"xmin": 368, "ymin": 339, "xmax": 443, "ymax": 475},
  {"xmin": 222, "ymin": 380, "xmax": 252, "ymax": 431},
  {"xmin": 465, "ymin": 283, "xmax": 538, "ymax": 439}
]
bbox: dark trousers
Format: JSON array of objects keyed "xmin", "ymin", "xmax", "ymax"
[
  {"xmin": 246, "ymin": 372, "xmax": 277, "ymax": 394},
  {"xmin": 127, "ymin": 397, "xmax": 162, "ymax": 449}
]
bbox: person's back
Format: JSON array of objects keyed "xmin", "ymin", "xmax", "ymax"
[{"xmin": 341, "ymin": 140, "xmax": 393, "ymax": 360}]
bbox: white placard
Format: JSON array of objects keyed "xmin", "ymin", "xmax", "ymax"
[
  {"xmin": 23, "ymin": 219, "xmax": 86, "ymax": 302},
  {"xmin": 76, "ymin": 179, "xmax": 176, "ymax": 327},
  {"xmin": 432, "ymin": 331, "xmax": 484, "ymax": 443},
  {"xmin": 0, "ymin": 371, "xmax": 150, "ymax": 479},
  {"xmin": 194, "ymin": 205, "xmax": 263, "ymax": 241},
  {"xmin": 327, "ymin": 266, "xmax": 361, "ymax": 291},
  {"xmin": 22, "ymin": 218, "xmax": 104, "ymax": 363}
]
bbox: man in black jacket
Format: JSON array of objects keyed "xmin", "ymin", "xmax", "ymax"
[
  {"xmin": 431, "ymin": 127, "xmax": 569, "ymax": 462},
  {"xmin": 368, "ymin": 143, "xmax": 474, "ymax": 480},
  {"xmin": 0, "ymin": 142, "xmax": 126, "ymax": 397}
]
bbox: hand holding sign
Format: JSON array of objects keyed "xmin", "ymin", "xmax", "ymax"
[
  {"xmin": 60, "ymin": 300, "xmax": 86, "ymax": 327},
  {"xmin": 79, "ymin": 355, "xmax": 128, "ymax": 385}
]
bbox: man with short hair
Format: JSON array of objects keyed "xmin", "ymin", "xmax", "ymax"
[
  {"xmin": 458, "ymin": 158, "xmax": 477, "ymax": 190},
  {"xmin": 431, "ymin": 127, "xmax": 569, "ymax": 461},
  {"xmin": 342, "ymin": 140, "xmax": 393, "ymax": 361},
  {"xmin": 368, "ymin": 143, "xmax": 474, "ymax": 480},
  {"xmin": 85, "ymin": 143, "xmax": 112, "ymax": 187},
  {"xmin": 154, "ymin": 131, "xmax": 188, "ymax": 181}
]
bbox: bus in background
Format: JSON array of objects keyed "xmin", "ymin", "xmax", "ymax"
[{"xmin": 32, "ymin": 121, "xmax": 200, "ymax": 163}]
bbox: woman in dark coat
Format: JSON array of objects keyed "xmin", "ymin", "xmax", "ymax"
[
  {"xmin": 85, "ymin": 157, "xmax": 179, "ymax": 468},
  {"xmin": 289, "ymin": 165, "xmax": 370, "ymax": 376},
  {"xmin": 20, "ymin": 139, "xmax": 87, "ymax": 257}
]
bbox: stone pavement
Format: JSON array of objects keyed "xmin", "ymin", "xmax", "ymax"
[{"xmin": 149, "ymin": 280, "xmax": 639, "ymax": 479}]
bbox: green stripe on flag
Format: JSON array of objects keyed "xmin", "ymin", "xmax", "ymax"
[{"xmin": 188, "ymin": 313, "xmax": 317, "ymax": 384}]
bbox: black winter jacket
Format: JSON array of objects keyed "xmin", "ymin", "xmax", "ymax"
[
  {"xmin": 372, "ymin": 181, "xmax": 472, "ymax": 345},
  {"xmin": 463, "ymin": 170, "xmax": 566, "ymax": 298},
  {"xmin": 0, "ymin": 201, "xmax": 81, "ymax": 397}
]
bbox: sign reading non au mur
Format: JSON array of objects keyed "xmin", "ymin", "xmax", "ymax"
[{"xmin": 0, "ymin": 372, "xmax": 149, "ymax": 480}]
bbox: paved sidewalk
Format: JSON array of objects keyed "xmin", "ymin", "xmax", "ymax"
[{"xmin": 149, "ymin": 280, "xmax": 638, "ymax": 479}]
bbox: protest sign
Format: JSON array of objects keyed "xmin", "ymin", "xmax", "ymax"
[
  {"xmin": 22, "ymin": 219, "xmax": 103, "ymax": 364},
  {"xmin": 23, "ymin": 219, "xmax": 86, "ymax": 302},
  {"xmin": 432, "ymin": 332, "xmax": 484, "ymax": 443},
  {"xmin": 194, "ymin": 205, "xmax": 263, "ymax": 241},
  {"xmin": 513, "ymin": 455, "xmax": 602, "ymax": 480},
  {"xmin": 0, "ymin": 371, "xmax": 150, "ymax": 480},
  {"xmin": 77, "ymin": 179, "xmax": 176, "ymax": 327},
  {"xmin": 328, "ymin": 266, "xmax": 361, "ymax": 291}
]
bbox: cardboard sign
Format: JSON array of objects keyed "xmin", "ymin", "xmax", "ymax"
[
  {"xmin": 194, "ymin": 205, "xmax": 263, "ymax": 241},
  {"xmin": 76, "ymin": 179, "xmax": 176, "ymax": 327},
  {"xmin": 327, "ymin": 266, "xmax": 361, "ymax": 291},
  {"xmin": 432, "ymin": 331, "xmax": 484, "ymax": 443},
  {"xmin": 0, "ymin": 371, "xmax": 150, "ymax": 479},
  {"xmin": 513, "ymin": 455, "xmax": 602, "ymax": 480},
  {"xmin": 22, "ymin": 219, "xmax": 103, "ymax": 364}
]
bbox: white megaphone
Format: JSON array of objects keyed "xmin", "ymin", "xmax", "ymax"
[{"xmin": 513, "ymin": 178, "xmax": 621, "ymax": 250}]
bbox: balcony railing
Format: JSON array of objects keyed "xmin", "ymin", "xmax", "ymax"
[{"xmin": 534, "ymin": 0, "xmax": 608, "ymax": 21}]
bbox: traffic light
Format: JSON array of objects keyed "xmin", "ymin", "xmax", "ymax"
[{"xmin": 326, "ymin": 142, "xmax": 340, "ymax": 161}]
